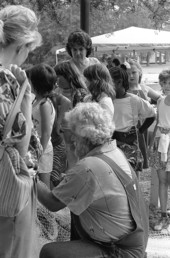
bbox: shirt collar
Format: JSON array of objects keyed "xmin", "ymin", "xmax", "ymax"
[{"xmin": 85, "ymin": 140, "xmax": 117, "ymax": 157}]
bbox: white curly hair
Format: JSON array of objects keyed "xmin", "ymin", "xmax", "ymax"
[{"xmin": 65, "ymin": 102, "xmax": 115, "ymax": 146}]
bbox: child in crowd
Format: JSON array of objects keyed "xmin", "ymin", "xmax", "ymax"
[
  {"xmin": 26, "ymin": 63, "xmax": 56, "ymax": 188},
  {"xmin": 54, "ymin": 61, "xmax": 88, "ymax": 107},
  {"xmin": 83, "ymin": 63, "xmax": 115, "ymax": 116},
  {"xmin": 127, "ymin": 59, "xmax": 161, "ymax": 169},
  {"xmin": 109, "ymin": 67, "xmax": 156, "ymax": 177},
  {"xmin": 49, "ymin": 89, "xmax": 72, "ymax": 187},
  {"xmin": 54, "ymin": 61, "xmax": 88, "ymax": 171},
  {"xmin": 150, "ymin": 70, "xmax": 170, "ymax": 231}
]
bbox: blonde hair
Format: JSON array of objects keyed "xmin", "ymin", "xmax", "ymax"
[
  {"xmin": 128, "ymin": 59, "xmax": 143, "ymax": 83},
  {"xmin": 65, "ymin": 102, "xmax": 115, "ymax": 146},
  {"xmin": 0, "ymin": 5, "xmax": 42, "ymax": 50}
]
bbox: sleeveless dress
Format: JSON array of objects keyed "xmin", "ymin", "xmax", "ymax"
[{"xmin": 32, "ymin": 98, "xmax": 55, "ymax": 173}]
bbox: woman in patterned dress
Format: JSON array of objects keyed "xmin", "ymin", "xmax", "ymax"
[{"xmin": 0, "ymin": 5, "xmax": 42, "ymax": 258}]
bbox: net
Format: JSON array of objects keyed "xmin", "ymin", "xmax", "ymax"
[{"xmin": 36, "ymin": 202, "xmax": 71, "ymax": 251}]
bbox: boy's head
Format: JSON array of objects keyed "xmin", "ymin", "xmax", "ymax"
[
  {"xmin": 159, "ymin": 69, "xmax": 170, "ymax": 86},
  {"xmin": 159, "ymin": 69, "xmax": 170, "ymax": 95},
  {"xmin": 26, "ymin": 63, "xmax": 57, "ymax": 96}
]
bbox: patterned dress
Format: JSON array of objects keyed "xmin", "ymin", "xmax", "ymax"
[
  {"xmin": 0, "ymin": 66, "xmax": 37, "ymax": 258},
  {"xmin": 32, "ymin": 97, "xmax": 55, "ymax": 173}
]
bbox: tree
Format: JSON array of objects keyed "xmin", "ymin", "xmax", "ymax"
[{"xmin": 1, "ymin": 0, "xmax": 170, "ymax": 65}]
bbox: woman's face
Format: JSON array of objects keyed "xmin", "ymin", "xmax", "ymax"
[
  {"xmin": 71, "ymin": 44, "xmax": 87, "ymax": 63},
  {"xmin": 128, "ymin": 65, "xmax": 141, "ymax": 87},
  {"xmin": 57, "ymin": 75, "xmax": 73, "ymax": 100},
  {"xmin": 57, "ymin": 75, "xmax": 70, "ymax": 89},
  {"xmin": 14, "ymin": 45, "xmax": 30, "ymax": 66}
]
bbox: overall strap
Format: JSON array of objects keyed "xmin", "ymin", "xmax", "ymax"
[
  {"xmin": 97, "ymin": 154, "xmax": 137, "ymax": 188},
  {"xmin": 96, "ymin": 154, "xmax": 149, "ymax": 251}
]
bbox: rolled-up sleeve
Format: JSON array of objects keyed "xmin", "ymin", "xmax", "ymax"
[
  {"xmin": 137, "ymin": 98, "xmax": 156, "ymax": 120},
  {"xmin": 52, "ymin": 162, "xmax": 97, "ymax": 215}
]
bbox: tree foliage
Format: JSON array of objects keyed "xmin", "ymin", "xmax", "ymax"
[{"xmin": 0, "ymin": 0, "xmax": 170, "ymax": 65}]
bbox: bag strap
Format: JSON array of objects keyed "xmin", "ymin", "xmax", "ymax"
[{"xmin": 3, "ymin": 79, "xmax": 28, "ymax": 140}]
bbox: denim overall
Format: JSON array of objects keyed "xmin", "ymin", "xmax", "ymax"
[{"xmin": 72, "ymin": 154, "xmax": 149, "ymax": 258}]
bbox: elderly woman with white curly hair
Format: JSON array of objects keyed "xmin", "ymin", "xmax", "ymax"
[{"xmin": 38, "ymin": 102, "xmax": 149, "ymax": 258}]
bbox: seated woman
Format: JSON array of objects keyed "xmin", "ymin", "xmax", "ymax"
[
  {"xmin": 38, "ymin": 102, "xmax": 149, "ymax": 258},
  {"xmin": 109, "ymin": 67, "xmax": 156, "ymax": 177}
]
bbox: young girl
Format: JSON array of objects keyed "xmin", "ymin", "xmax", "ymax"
[
  {"xmin": 26, "ymin": 63, "xmax": 56, "ymax": 188},
  {"xmin": 54, "ymin": 61, "xmax": 88, "ymax": 172},
  {"xmin": 150, "ymin": 70, "xmax": 170, "ymax": 231},
  {"xmin": 54, "ymin": 61, "xmax": 88, "ymax": 108},
  {"xmin": 127, "ymin": 59, "xmax": 161, "ymax": 169},
  {"xmin": 83, "ymin": 63, "xmax": 115, "ymax": 116},
  {"xmin": 109, "ymin": 66, "xmax": 156, "ymax": 177}
]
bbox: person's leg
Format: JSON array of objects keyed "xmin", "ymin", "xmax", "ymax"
[
  {"xmin": 157, "ymin": 169, "xmax": 168, "ymax": 213},
  {"xmin": 39, "ymin": 240, "xmax": 111, "ymax": 258},
  {"xmin": 138, "ymin": 131, "xmax": 148, "ymax": 169},
  {"xmin": 154, "ymin": 169, "xmax": 169, "ymax": 230}
]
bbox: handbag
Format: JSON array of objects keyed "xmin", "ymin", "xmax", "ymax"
[{"xmin": 0, "ymin": 78, "xmax": 32, "ymax": 217}]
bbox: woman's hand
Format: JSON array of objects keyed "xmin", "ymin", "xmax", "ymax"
[
  {"xmin": 10, "ymin": 64, "xmax": 27, "ymax": 86},
  {"xmin": 10, "ymin": 64, "xmax": 31, "ymax": 96}
]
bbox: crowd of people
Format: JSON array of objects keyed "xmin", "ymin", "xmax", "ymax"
[{"xmin": 0, "ymin": 4, "xmax": 169, "ymax": 258}]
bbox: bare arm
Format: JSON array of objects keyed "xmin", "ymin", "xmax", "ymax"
[
  {"xmin": 37, "ymin": 180, "xmax": 66, "ymax": 212},
  {"xmin": 40, "ymin": 100, "xmax": 53, "ymax": 151},
  {"xmin": 57, "ymin": 94, "xmax": 72, "ymax": 132},
  {"xmin": 147, "ymin": 86, "xmax": 161, "ymax": 102}
]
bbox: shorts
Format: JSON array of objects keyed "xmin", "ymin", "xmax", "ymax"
[{"xmin": 150, "ymin": 137, "xmax": 170, "ymax": 172}]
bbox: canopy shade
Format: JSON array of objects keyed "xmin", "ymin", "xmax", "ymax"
[{"xmin": 91, "ymin": 27, "xmax": 170, "ymax": 51}]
